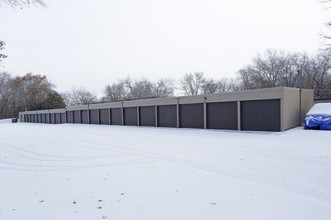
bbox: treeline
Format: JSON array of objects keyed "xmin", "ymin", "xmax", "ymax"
[
  {"xmin": 63, "ymin": 49, "xmax": 330, "ymax": 106},
  {"xmin": 0, "ymin": 72, "xmax": 65, "ymax": 119},
  {"xmin": 60, "ymin": 74, "xmax": 241, "ymax": 106},
  {"xmin": 1, "ymin": 49, "xmax": 331, "ymax": 118},
  {"xmin": 239, "ymin": 49, "xmax": 331, "ymax": 98}
]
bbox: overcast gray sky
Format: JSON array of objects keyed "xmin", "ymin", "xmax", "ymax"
[{"xmin": 1, "ymin": 0, "xmax": 330, "ymax": 94}]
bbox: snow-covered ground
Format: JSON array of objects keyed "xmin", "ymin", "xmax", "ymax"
[{"xmin": 0, "ymin": 121, "xmax": 330, "ymax": 220}]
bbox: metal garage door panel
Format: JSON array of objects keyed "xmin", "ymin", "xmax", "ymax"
[
  {"xmin": 124, "ymin": 107, "xmax": 137, "ymax": 126},
  {"xmin": 207, "ymin": 102, "xmax": 237, "ymax": 130},
  {"xmin": 90, "ymin": 109, "xmax": 99, "ymax": 124},
  {"xmin": 180, "ymin": 103, "xmax": 204, "ymax": 129},
  {"xmin": 140, "ymin": 106, "xmax": 155, "ymax": 127},
  {"xmin": 38, "ymin": 114, "xmax": 42, "ymax": 123},
  {"xmin": 51, "ymin": 113, "xmax": 56, "ymax": 124},
  {"xmin": 74, "ymin": 110, "xmax": 81, "ymax": 124},
  {"xmin": 100, "ymin": 109, "xmax": 110, "ymax": 125},
  {"xmin": 81, "ymin": 110, "xmax": 89, "ymax": 124},
  {"xmin": 158, "ymin": 105, "xmax": 177, "ymax": 128},
  {"xmin": 111, "ymin": 108, "xmax": 122, "ymax": 125},
  {"xmin": 56, "ymin": 113, "xmax": 61, "ymax": 124},
  {"xmin": 67, "ymin": 111, "xmax": 74, "ymax": 123},
  {"xmin": 241, "ymin": 99, "xmax": 280, "ymax": 131},
  {"xmin": 61, "ymin": 113, "xmax": 66, "ymax": 123},
  {"xmin": 45, "ymin": 114, "xmax": 50, "ymax": 123}
]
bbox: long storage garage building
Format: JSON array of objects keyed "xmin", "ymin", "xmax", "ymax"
[{"xmin": 19, "ymin": 87, "xmax": 314, "ymax": 132}]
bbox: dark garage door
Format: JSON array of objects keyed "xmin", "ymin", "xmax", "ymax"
[
  {"xmin": 241, "ymin": 99, "xmax": 280, "ymax": 131},
  {"xmin": 67, "ymin": 111, "xmax": 74, "ymax": 123},
  {"xmin": 180, "ymin": 103, "xmax": 204, "ymax": 129},
  {"xmin": 158, "ymin": 105, "xmax": 177, "ymax": 128},
  {"xmin": 111, "ymin": 108, "xmax": 122, "ymax": 125},
  {"xmin": 61, "ymin": 113, "xmax": 66, "ymax": 123},
  {"xmin": 207, "ymin": 102, "xmax": 237, "ymax": 130},
  {"xmin": 56, "ymin": 113, "xmax": 61, "ymax": 124},
  {"xmin": 37, "ymin": 114, "xmax": 41, "ymax": 123},
  {"xmin": 81, "ymin": 110, "xmax": 89, "ymax": 124},
  {"xmin": 42, "ymin": 114, "xmax": 46, "ymax": 123},
  {"xmin": 124, "ymin": 107, "xmax": 137, "ymax": 126},
  {"xmin": 51, "ymin": 113, "xmax": 56, "ymax": 124},
  {"xmin": 74, "ymin": 110, "xmax": 81, "ymax": 124},
  {"xmin": 90, "ymin": 109, "xmax": 99, "ymax": 124},
  {"xmin": 140, "ymin": 106, "xmax": 155, "ymax": 127},
  {"xmin": 45, "ymin": 114, "xmax": 50, "ymax": 123},
  {"xmin": 100, "ymin": 109, "xmax": 110, "ymax": 125}
]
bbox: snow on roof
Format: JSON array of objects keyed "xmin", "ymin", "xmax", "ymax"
[{"xmin": 306, "ymin": 103, "xmax": 331, "ymax": 115}]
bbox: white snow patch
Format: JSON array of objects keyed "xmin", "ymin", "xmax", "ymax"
[
  {"xmin": 306, "ymin": 103, "xmax": 331, "ymax": 115},
  {"xmin": 0, "ymin": 119, "xmax": 13, "ymax": 123}
]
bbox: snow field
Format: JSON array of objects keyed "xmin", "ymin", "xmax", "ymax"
[{"xmin": 0, "ymin": 122, "xmax": 330, "ymax": 220}]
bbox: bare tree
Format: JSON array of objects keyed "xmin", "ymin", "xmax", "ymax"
[
  {"xmin": 276, "ymin": 53, "xmax": 309, "ymax": 87},
  {"xmin": 59, "ymin": 92, "xmax": 71, "ymax": 107},
  {"xmin": 102, "ymin": 82, "xmax": 127, "ymax": 102},
  {"xmin": 180, "ymin": 72, "xmax": 206, "ymax": 95},
  {"xmin": 253, "ymin": 49, "xmax": 281, "ymax": 88},
  {"xmin": 0, "ymin": 41, "xmax": 7, "ymax": 66},
  {"xmin": 238, "ymin": 50, "xmax": 304, "ymax": 89},
  {"xmin": 307, "ymin": 50, "xmax": 331, "ymax": 98},
  {"xmin": 237, "ymin": 49, "xmax": 331, "ymax": 98},
  {"xmin": 123, "ymin": 77, "xmax": 155, "ymax": 99},
  {"xmin": 201, "ymin": 78, "xmax": 218, "ymax": 94},
  {"xmin": 102, "ymin": 77, "xmax": 174, "ymax": 102},
  {"xmin": 66, "ymin": 87, "xmax": 98, "ymax": 105},
  {"xmin": 153, "ymin": 78, "xmax": 175, "ymax": 97},
  {"xmin": 0, "ymin": 72, "xmax": 12, "ymax": 118},
  {"xmin": 319, "ymin": 0, "xmax": 331, "ymax": 47},
  {"xmin": 226, "ymin": 78, "xmax": 242, "ymax": 92},
  {"xmin": 0, "ymin": 0, "xmax": 46, "ymax": 7}
]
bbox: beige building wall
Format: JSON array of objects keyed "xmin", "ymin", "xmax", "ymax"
[
  {"xmin": 282, "ymin": 88, "xmax": 300, "ymax": 131},
  {"xmin": 300, "ymin": 90, "xmax": 314, "ymax": 124}
]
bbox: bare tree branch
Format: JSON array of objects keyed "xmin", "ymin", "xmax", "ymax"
[{"xmin": 0, "ymin": 0, "xmax": 46, "ymax": 7}]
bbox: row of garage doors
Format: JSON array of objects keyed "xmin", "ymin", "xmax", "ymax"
[{"xmin": 24, "ymin": 100, "xmax": 281, "ymax": 131}]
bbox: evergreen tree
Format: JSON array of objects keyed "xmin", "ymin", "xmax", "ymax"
[{"xmin": 40, "ymin": 92, "xmax": 66, "ymax": 109}]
